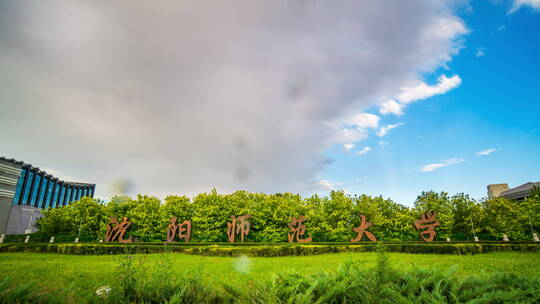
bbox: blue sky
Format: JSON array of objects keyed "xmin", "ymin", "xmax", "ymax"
[{"xmin": 317, "ymin": 1, "xmax": 540, "ymax": 205}]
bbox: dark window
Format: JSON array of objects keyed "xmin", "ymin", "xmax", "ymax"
[
  {"xmin": 51, "ymin": 183, "xmax": 59, "ymax": 208},
  {"xmin": 30, "ymin": 174, "xmax": 41, "ymax": 206},
  {"xmin": 37, "ymin": 177, "xmax": 49, "ymax": 208},
  {"xmin": 21, "ymin": 171, "xmax": 35, "ymax": 205},
  {"xmin": 45, "ymin": 180, "xmax": 55, "ymax": 208},
  {"xmin": 56, "ymin": 185, "xmax": 66, "ymax": 207},
  {"xmin": 11, "ymin": 168, "xmax": 26, "ymax": 206},
  {"xmin": 65, "ymin": 187, "xmax": 72, "ymax": 205}
]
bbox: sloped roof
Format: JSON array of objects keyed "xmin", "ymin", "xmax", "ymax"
[
  {"xmin": 0, "ymin": 156, "xmax": 95, "ymax": 187},
  {"xmin": 499, "ymin": 182, "xmax": 540, "ymax": 200}
]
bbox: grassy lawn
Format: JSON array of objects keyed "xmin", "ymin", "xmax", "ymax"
[
  {"xmin": 2, "ymin": 252, "xmax": 540, "ymax": 285},
  {"xmin": 1, "ymin": 252, "xmax": 540, "ymax": 302}
]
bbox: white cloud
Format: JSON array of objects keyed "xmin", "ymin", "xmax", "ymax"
[
  {"xmin": 509, "ymin": 0, "xmax": 540, "ymax": 13},
  {"xmin": 335, "ymin": 113, "xmax": 379, "ymax": 144},
  {"xmin": 335, "ymin": 128, "xmax": 369, "ymax": 144},
  {"xmin": 377, "ymin": 123, "xmax": 404, "ymax": 137},
  {"xmin": 0, "ymin": 1, "xmax": 467, "ymax": 197},
  {"xmin": 347, "ymin": 113, "xmax": 380, "ymax": 129},
  {"xmin": 316, "ymin": 180, "xmax": 336, "ymax": 191},
  {"xmin": 421, "ymin": 158, "xmax": 464, "ymax": 172},
  {"xmin": 343, "ymin": 143, "xmax": 355, "ymax": 153},
  {"xmin": 379, "ymin": 100, "xmax": 404, "ymax": 115},
  {"xmin": 356, "ymin": 146, "xmax": 372, "ymax": 155},
  {"xmin": 315, "ymin": 179, "xmax": 346, "ymax": 191},
  {"xmin": 379, "ymin": 75, "xmax": 462, "ymax": 115},
  {"xmin": 397, "ymin": 75, "xmax": 462, "ymax": 104},
  {"xmin": 475, "ymin": 48, "xmax": 486, "ymax": 57},
  {"xmin": 476, "ymin": 148, "xmax": 498, "ymax": 156}
]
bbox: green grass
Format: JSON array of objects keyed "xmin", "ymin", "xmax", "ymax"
[{"xmin": 1, "ymin": 252, "xmax": 540, "ymax": 303}]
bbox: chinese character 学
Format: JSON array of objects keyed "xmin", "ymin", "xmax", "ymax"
[
  {"xmin": 414, "ymin": 211, "xmax": 440, "ymax": 242},
  {"xmin": 227, "ymin": 214, "xmax": 251, "ymax": 243},
  {"xmin": 105, "ymin": 217, "xmax": 133, "ymax": 243},
  {"xmin": 288, "ymin": 216, "xmax": 312, "ymax": 243},
  {"xmin": 166, "ymin": 217, "xmax": 192, "ymax": 243},
  {"xmin": 351, "ymin": 215, "xmax": 377, "ymax": 242}
]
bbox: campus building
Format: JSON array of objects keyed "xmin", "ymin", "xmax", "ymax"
[
  {"xmin": 0, "ymin": 156, "xmax": 95, "ymax": 235},
  {"xmin": 487, "ymin": 182, "xmax": 540, "ymax": 201}
]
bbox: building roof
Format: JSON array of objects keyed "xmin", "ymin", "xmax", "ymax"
[
  {"xmin": 499, "ymin": 182, "xmax": 540, "ymax": 200},
  {"xmin": 0, "ymin": 156, "xmax": 95, "ymax": 187}
]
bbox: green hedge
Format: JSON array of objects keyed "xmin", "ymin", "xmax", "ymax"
[
  {"xmin": 3, "ymin": 232, "xmax": 97, "ymax": 243},
  {"xmin": 1, "ymin": 242, "xmax": 539, "ymax": 256}
]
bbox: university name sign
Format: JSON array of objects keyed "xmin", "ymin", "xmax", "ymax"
[{"xmin": 104, "ymin": 211, "xmax": 441, "ymax": 243}]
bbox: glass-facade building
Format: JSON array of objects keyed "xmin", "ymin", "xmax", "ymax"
[
  {"xmin": 0, "ymin": 156, "xmax": 95, "ymax": 234},
  {"xmin": 9, "ymin": 163, "xmax": 95, "ymax": 208}
]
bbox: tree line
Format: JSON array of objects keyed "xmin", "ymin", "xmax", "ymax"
[{"xmin": 36, "ymin": 188, "xmax": 540, "ymax": 242}]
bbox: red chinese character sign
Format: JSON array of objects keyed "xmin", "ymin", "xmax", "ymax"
[
  {"xmin": 351, "ymin": 215, "xmax": 377, "ymax": 242},
  {"xmin": 288, "ymin": 216, "xmax": 312, "ymax": 243},
  {"xmin": 227, "ymin": 214, "xmax": 251, "ymax": 243},
  {"xmin": 105, "ymin": 217, "xmax": 133, "ymax": 243},
  {"xmin": 414, "ymin": 211, "xmax": 440, "ymax": 242},
  {"xmin": 166, "ymin": 217, "xmax": 191, "ymax": 243}
]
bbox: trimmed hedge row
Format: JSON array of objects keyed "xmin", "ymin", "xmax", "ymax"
[
  {"xmin": 7, "ymin": 231, "xmax": 538, "ymax": 244},
  {"xmin": 3, "ymin": 233, "xmax": 96, "ymax": 243},
  {"xmin": 1, "ymin": 242, "xmax": 539, "ymax": 256}
]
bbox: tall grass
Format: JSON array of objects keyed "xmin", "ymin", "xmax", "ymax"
[{"xmin": 1, "ymin": 250, "xmax": 539, "ymax": 303}]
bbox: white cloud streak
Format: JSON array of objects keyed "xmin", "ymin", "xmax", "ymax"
[
  {"xmin": 377, "ymin": 123, "xmax": 404, "ymax": 137},
  {"xmin": 347, "ymin": 113, "xmax": 380, "ymax": 129},
  {"xmin": 509, "ymin": 0, "xmax": 540, "ymax": 13},
  {"xmin": 379, "ymin": 100, "xmax": 404, "ymax": 115},
  {"xmin": 421, "ymin": 158, "xmax": 464, "ymax": 172},
  {"xmin": 475, "ymin": 48, "xmax": 486, "ymax": 58},
  {"xmin": 0, "ymin": 0, "xmax": 467, "ymax": 198},
  {"xmin": 380, "ymin": 74, "xmax": 462, "ymax": 115},
  {"xmin": 343, "ymin": 144, "xmax": 355, "ymax": 153},
  {"xmin": 476, "ymin": 148, "xmax": 498, "ymax": 156},
  {"xmin": 315, "ymin": 179, "xmax": 346, "ymax": 191},
  {"xmin": 356, "ymin": 146, "xmax": 372, "ymax": 155},
  {"xmin": 398, "ymin": 75, "xmax": 463, "ymax": 103}
]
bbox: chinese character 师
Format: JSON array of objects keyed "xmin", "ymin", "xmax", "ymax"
[{"xmin": 227, "ymin": 214, "xmax": 251, "ymax": 243}]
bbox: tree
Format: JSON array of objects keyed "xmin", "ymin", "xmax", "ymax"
[
  {"xmin": 307, "ymin": 191, "xmax": 355, "ymax": 241},
  {"xmin": 36, "ymin": 207, "xmax": 75, "ymax": 235},
  {"xmin": 450, "ymin": 193, "xmax": 482, "ymax": 238},
  {"xmin": 481, "ymin": 197, "xmax": 526, "ymax": 240},
  {"xmin": 70, "ymin": 197, "xmax": 108, "ymax": 236},
  {"xmin": 163, "ymin": 195, "xmax": 193, "ymax": 222},
  {"xmin": 125, "ymin": 195, "xmax": 165, "ymax": 241},
  {"xmin": 521, "ymin": 186, "xmax": 540, "ymax": 238}
]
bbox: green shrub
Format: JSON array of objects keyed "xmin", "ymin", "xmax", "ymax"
[
  {"xmin": 1, "ymin": 242, "xmax": 539, "ymax": 256},
  {"xmin": 4, "ymin": 233, "xmax": 98, "ymax": 243},
  {"xmin": 33, "ymin": 189, "xmax": 540, "ymax": 243}
]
